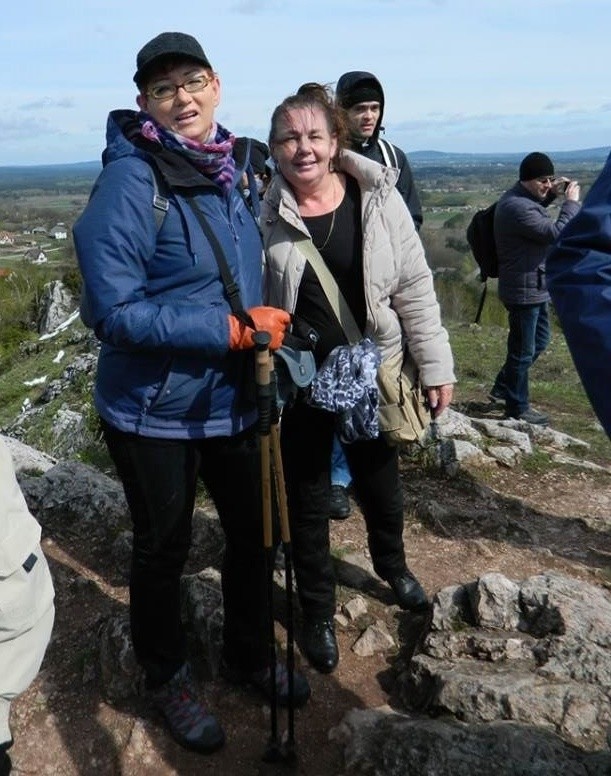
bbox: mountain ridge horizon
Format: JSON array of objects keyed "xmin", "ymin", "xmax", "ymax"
[{"xmin": 0, "ymin": 145, "xmax": 609, "ymax": 174}]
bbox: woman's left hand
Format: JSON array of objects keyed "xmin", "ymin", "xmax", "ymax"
[{"xmin": 426, "ymin": 384, "xmax": 454, "ymax": 418}]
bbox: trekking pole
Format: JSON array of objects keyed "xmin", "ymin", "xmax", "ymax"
[
  {"xmin": 253, "ymin": 331, "xmax": 281, "ymax": 762},
  {"xmin": 269, "ymin": 403, "xmax": 297, "ymax": 762}
]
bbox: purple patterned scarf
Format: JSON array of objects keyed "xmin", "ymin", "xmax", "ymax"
[{"xmin": 138, "ymin": 113, "xmax": 236, "ymax": 195}]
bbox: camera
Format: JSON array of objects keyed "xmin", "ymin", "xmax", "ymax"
[{"xmin": 554, "ymin": 178, "xmax": 570, "ymax": 192}]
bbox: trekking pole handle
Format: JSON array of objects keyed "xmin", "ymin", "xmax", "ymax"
[{"xmin": 254, "ymin": 331, "xmax": 273, "ymax": 436}]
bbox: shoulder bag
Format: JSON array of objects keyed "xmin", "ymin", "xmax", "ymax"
[{"xmin": 297, "ymin": 237, "xmax": 430, "ymax": 445}]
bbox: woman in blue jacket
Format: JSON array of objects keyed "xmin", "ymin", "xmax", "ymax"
[{"xmin": 73, "ymin": 31, "xmax": 309, "ymax": 755}]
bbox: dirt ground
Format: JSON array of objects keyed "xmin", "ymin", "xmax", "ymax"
[{"xmin": 8, "ymin": 453, "xmax": 611, "ymax": 776}]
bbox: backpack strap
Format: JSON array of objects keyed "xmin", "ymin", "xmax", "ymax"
[
  {"xmin": 474, "ymin": 283, "xmax": 488, "ymax": 325},
  {"xmin": 79, "ymin": 163, "xmax": 169, "ymax": 329},
  {"xmin": 377, "ymin": 138, "xmax": 398, "ymax": 169},
  {"xmin": 150, "ymin": 163, "xmax": 169, "ymax": 232},
  {"xmin": 184, "ymin": 196, "xmax": 255, "ymax": 329}
]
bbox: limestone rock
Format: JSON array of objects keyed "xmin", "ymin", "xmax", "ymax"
[{"xmin": 399, "ymin": 571, "xmax": 611, "ymax": 752}]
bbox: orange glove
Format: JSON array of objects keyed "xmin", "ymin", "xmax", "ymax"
[{"xmin": 228, "ymin": 306, "xmax": 291, "ymax": 351}]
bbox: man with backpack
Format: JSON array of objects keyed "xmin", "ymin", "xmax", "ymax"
[
  {"xmin": 490, "ymin": 152, "xmax": 580, "ymax": 425},
  {"xmin": 328, "ymin": 71, "xmax": 424, "ymax": 519}
]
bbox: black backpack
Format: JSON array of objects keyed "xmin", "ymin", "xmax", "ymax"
[{"xmin": 466, "ymin": 201, "xmax": 498, "ymax": 323}]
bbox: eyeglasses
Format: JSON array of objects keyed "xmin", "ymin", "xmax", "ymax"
[
  {"xmin": 536, "ymin": 176, "xmax": 554, "ymax": 184},
  {"xmin": 146, "ymin": 74, "xmax": 212, "ymax": 102}
]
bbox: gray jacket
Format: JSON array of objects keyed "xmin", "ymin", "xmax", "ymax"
[
  {"xmin": 494, "ymin": 182, "xmax": 580, "ymax": 305},
  {"xmin": 260, "ymin": 150, "xmax": 455, "ymax": 389}
]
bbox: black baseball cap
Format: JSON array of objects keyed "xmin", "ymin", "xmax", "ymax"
[{"xmin": 133, "ymin": 32, "xmax": 212, "ymax": 87}]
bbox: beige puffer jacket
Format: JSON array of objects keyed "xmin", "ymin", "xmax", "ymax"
[
  {"xmin": 0, "ymin": 436, "xmax": 55, "ymax": 636},
  {"xmin": 260, "ymin": 149, "xmax": 456, "ymax": 389}
]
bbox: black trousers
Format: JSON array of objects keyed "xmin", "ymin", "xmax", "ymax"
[
  {"xmin": 280, "ymin": 400, "xmax": 407, "ymax": 620},
  {"xmin": 102, "ymin": 421, "xmax": 270, "ymax": 688}
]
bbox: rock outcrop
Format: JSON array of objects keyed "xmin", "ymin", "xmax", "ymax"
[
  {"xmin": 336, "ymin": 571, "xmax": 611, "ymax": 774},
  {"xmin": 37, "ymin": 279, "xmax": 74, "ymax": 335}
]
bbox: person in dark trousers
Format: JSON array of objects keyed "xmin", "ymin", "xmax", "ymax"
[
  {"xmin": 261, "ymin": 83, "xmax": 454, "ymax": 675},
  {"xmin": 547, "ymin": 151, "xmax": 611, "ymax": 437},
  {"xmin": 329, "ymin": 70, "xmax": 424, "ymax": 519},
  {"xmin": 73, "ymin": 31, "xmax": 310, "ymax": 757},
  {"xmin": 489, "ymin": 151, "xmax": 580, "ymax": 425}
]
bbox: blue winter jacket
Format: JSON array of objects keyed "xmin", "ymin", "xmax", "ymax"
[
  {"xmin": 494, "ymin": 182, "xmax": 580, "ymax": 305},
  {"xmin": 547, "ymin": 152, "xmax": 611, "ymax": 437},
  {"xmin": 73, "ymin": 110, "xmax": 263, "ymax": 438}
]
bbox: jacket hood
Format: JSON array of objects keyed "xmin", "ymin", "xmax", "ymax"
[
  {"xmin": 102, "ymin": 110, "xmax": 151, "ymax": 166},
  {"xmin": 335, "ymin": 71, "xmax": 385, "ymax": 146}
]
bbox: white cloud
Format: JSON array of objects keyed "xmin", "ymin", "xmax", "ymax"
[{"xmin": 1, "ymin": 0, "xmax": 611, "ymax": 164}]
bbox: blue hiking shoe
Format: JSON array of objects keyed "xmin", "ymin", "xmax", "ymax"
[{"xmin": 150, "ymin": 663, "xmax": 225, "ymax": 754}]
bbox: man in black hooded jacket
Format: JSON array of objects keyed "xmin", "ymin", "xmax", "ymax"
[
  {"xmin": 335, "ymin": 70, "xmax": 423, "ymax": 230},
  {"xmin": 329, "ymin": 70, "xmax": 424, "ymax": 520}
]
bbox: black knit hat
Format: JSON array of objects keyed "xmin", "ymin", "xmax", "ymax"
[
  {"xmin": 249, "ymin": 139, "xmax": 269, "ymax": 177},
  {"xmin": 133, "ymin": 32, "xmax": 212, "ymax": 87},
  {"xmin": 337, "ymin": 79, "xmax": 383, "ymax": 109},
  {"xmin": 519, "ymin": 152, "xmax": 554, "ymax": 181}
]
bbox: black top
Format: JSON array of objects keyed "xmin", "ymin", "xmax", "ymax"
[{"xmin": 299, "ymin": 175, "xmax": 366, "ymax": 364}]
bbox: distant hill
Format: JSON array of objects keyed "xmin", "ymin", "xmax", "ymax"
[
  {"xmin": 0, "ymin": 160, "xmax": 101, "ymax": 177},
  {"xmin": 0, "ymin": 161, "xmax": 102, "ymax": 192},
  {"xmin": 409, "ymin": 146, "xmax": 610, "ymax": 167},
  {"xmin": 0, "ymin": 147, "xmax": 608, "ymax": 190}
]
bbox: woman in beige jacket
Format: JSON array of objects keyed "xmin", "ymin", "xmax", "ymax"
[{"xmin": 260, "ymin": 84, "xmax": 455, "ymax": 675}]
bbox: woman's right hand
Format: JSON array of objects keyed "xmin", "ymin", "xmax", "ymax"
[
  {"xmin": 426, "ymin": 384, "xmax": 454, "ymax": 418},
  {"xmin": 228, "ymin": 306, "xmax": 291, "ymax": 351}
]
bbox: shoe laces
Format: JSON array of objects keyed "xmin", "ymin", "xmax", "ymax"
[
  {"xmin": 153, "ymin": 666, "xmax": 212, "ymax": 734},
  {"xmin": 310, "ymin": 618, "xmax": 334, "ymax": 633}
]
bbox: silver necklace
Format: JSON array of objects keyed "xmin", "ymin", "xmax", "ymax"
[
  {"xmin": 313, "ymin": 176, "xmax": 337, "ymax": 251},
  {"xmin": 316, "ymin": 208, "xmax": 336, "ymax": 251}
]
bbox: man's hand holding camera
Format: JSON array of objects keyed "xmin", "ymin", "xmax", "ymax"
[{"xmin": 554, "ymin": 177, "xmax": 580, "ymax": 201}]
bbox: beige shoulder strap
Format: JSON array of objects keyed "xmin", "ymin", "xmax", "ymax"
[{"xmin": 296, "ymin": 237, "xmax": 362, "ymax": 345}]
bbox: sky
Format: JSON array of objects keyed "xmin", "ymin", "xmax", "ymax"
[{"xmin": 2, "ymin": 0, "xmax": 611, "ymax": 166}]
